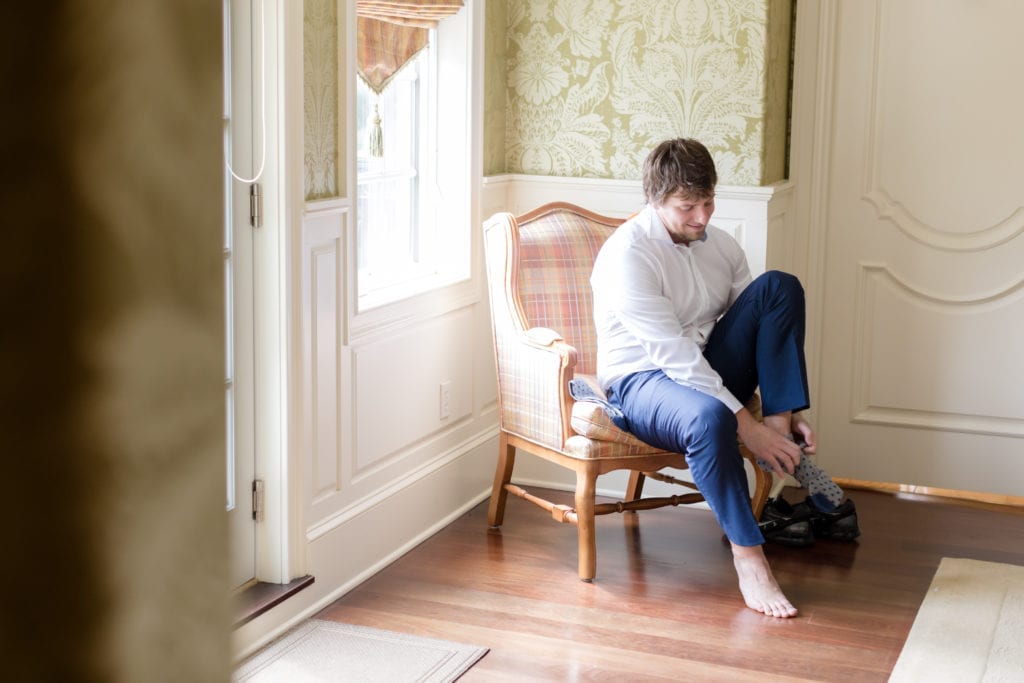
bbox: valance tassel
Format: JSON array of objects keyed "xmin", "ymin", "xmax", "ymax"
[{"xmin": 369, "ymin": 104, "xmax": 383, "ymax": 158}]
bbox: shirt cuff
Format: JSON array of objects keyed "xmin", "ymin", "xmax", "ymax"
[{"xmin": 715, "ymin": 387, "xmax": 743, "ymax": 414}]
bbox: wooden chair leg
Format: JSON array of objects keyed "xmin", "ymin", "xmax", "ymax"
[
  {"xmin": 487, "ymin": 433, "xmax": 516, "ymax": 527},
  {"xmin": 741, "ymin": 445, "xmax": 771, "ymax": 519},
  {"xmin": 574, "ymin": 467, "xmax": 598, "ymax": 582},
  {"xmin": 625, "ymin": 470, "xmax": 646, "ymax": 502}
]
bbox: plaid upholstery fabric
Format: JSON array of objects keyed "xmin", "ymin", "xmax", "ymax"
[
  {"xmin": 493, "ymin": 331, "xmax": 567, "ymax": 448},
  {"xmin": 516, "ymin": 211, "xmax": 613, "ymax": 377},
  {"xmin": 571, "ymin": 401, "xmax": 647, "ymax": 445},
  {"xmin": 568, "ymin": 373, "xmax": 638, "ymax": 444},
  {"xmin": 484, "ymin": 207, "xmax": 768, "ymax": 459},
  {"xmin": 484, "ymin": 215, "xmax": 570, "ymax": 448},
  {"xmin": 565, "ymin": 434, "xmax": 671, "ymax": 459}
]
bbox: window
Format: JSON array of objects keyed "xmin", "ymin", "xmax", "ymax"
[
  {"xmin": 356, "ymin": 52, "xmax": 426, "ymax": 295},
  {"xmin": 355, "ymin": 6, "xmax": 470, "ymax": 311}
]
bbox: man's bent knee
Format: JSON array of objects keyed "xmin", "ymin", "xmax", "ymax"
[
  {"xmin": 686, "ymin": 400, "xmax": 738, "ymax": 449},
  {"xmin": 759, "ymin": 270, "xmax": 804, "ymax": 299}
]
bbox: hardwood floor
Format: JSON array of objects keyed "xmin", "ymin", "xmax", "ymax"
[{"xmin": 315, "ymin": 486, "xmax": 1024, "ymax": 681}]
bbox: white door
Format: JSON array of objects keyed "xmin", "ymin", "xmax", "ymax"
[
  {"xmin": 225, "ymin": 0, "xmax": 259, "ymax": 589},
  {"xmin": 806, "ymin": 0, "xmax": 1024, "ymax": 497}
]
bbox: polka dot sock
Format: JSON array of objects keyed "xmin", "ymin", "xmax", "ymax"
[
  {"xmin": 793, "ymin": 454, "xmax": 844, "ymax": 511},
  {"xmin": 756, "ymin": 436, "xmax": 845, "ymax": 511}
]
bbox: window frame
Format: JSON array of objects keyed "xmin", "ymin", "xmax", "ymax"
[{"xmin": 352, "ymin": 7, "xmax": 474, "ymax": 317}]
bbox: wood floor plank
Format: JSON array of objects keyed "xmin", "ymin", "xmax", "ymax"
[{"xmin": 315, "ymin": 487, "xmax": 1024, "ymax": 681}]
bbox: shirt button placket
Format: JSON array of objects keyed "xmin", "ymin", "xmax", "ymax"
[{"xmin": 683, "ymin": 245, "xmax": 709, "ymax": 310}]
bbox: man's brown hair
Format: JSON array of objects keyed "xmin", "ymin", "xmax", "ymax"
[{"xmin": 642, "ymin": 138, "xmax": 718, "ymax": 205}]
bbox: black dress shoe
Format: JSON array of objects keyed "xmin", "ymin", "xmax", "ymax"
[
  {"xmin": 759, "ymin": 497, "xmax": 814, "ymax": 547},
  {"xmin": 805, "ymin": 496, "xmax": 860, "ymax": 541}
]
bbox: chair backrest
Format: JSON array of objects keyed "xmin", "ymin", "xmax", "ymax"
[
  {"xmin": 502, "ymin": 203, "xmax": 624, "ymax": 375},
  {"xmin": 483, "ymin": 203, "xmax": 625, "ymax": 447}
]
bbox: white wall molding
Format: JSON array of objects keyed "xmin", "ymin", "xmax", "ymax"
[
  {"xmin": 482, "ymin": 173, "xmax": 645, "ymax": 219},
  {"xmin": 305, "ymin": 425, "xmax": 499, "ymax": 542},
  {"xmin": 482, "ymin": 173, "xmax": 793, "ymax": 278}
]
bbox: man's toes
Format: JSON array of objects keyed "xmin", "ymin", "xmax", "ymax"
[{"xmin": 774, "ymin": 601, "xmax": 798, "ymax": 618}]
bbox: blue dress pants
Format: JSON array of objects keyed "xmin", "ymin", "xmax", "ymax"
[{"xmin": 606, "ymin": 271, "xmax": 809, "ymax": 546}]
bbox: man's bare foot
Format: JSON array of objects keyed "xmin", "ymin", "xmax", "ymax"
[{"xmin": 731, "ymin": 543, "xmax": 798, "ymax": 618}]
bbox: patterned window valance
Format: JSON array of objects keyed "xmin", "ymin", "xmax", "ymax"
[{"xmin": 357, "ymin": 0, "xmax": 464, "ymax": 94}]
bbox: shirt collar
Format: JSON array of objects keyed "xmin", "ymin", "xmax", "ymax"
[{"xmin": 642, "ymin": 204, "xmax": 709, "ymax": 245}]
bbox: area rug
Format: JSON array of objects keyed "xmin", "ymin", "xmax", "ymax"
[
  {"xmin": 890, "ymin": 557, "xmax": 1024, "ymax": 682},
  {"xmin": 234, "ymin": 619, "xmax": 488, "ymax": 682}
]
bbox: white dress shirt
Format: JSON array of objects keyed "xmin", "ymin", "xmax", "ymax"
[{"xmin": 592, "ymin": 204, "xmax": 752, "ymax": 413}]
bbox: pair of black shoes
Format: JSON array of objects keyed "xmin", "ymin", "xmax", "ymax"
[{"xmin": 759, "ymin": 496, "xmax": 860, "ymax": 547}]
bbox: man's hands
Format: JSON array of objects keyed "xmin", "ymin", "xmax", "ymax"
[
  {"xmin": 791, "ymin": 412, "xmax": 817, "ymax": 454},
  {"xmin": 736, "ymin": 408, "xmax": 803, "ymax": 477}
]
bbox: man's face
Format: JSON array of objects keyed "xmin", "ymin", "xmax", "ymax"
[{"xmin": 653, "ymin": 191, "xmax": 715, "ymax": 245}]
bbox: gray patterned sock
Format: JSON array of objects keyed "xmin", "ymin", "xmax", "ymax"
[{"xmin": 756, "ymin": 437, "xmax": 845, "ymax": 511}]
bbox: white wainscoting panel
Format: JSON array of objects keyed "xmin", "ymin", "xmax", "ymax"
[
  {"xmin": 300, "ymin": 200, "xmax": 500, "ymax": 538},
  {"xmin": 352, "ymin": 308, "xmax": 476, "ymax": 477},
  {"xmin": 302, "ymin": 201, "xmax": 347, "ymax": 506}
]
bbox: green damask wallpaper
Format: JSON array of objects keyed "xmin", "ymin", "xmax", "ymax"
[
  {"xmin": 303, "ymin": 0, "xmax": 793, "ymax": 199},
  {"xmin": 484, "ymin": 1, "xmax": 509, "ymax": 176},
  {"xmin": 304, "ymin": 0, "xmax": 339, "ymax": 200},
  {"xmin": 493, "ymin": 0, "xmax": 792, "ymax": 186}
]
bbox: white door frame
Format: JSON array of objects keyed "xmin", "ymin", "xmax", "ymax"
[
  {"xmin": 225, "ymin": 0, "xmax": 258, "ymax": 589},
  {"xmin": 250, "ymin": 0, "xmax": 307, "ymax": 584},
  {"xmin": 788, "ymin": 0, "xmax": 835, "ymax": 421},
  {"xmin": 226, "ymin": 0, "xmax": 306, "ymax": 587}
]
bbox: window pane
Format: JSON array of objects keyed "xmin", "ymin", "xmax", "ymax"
[{"xmin": 356, "ymin": 57, "xmax": 422, "ymax": 286}]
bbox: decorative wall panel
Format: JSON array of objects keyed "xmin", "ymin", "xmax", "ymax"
[
  {"xmin": 852, "ymin": 265, "xmax": 1024, "ymax": 437},
  {"xmin": 503, "ymin": 0, "xmax": 792, "ymax": 185},
  {"xmin": 352, "ymin": 309, "xmax": 475, "ymax": 477},
  {"xmin": 302, "ymin": 204, "xmax": 347, "ymax": 505},
  {"xmin": 862, "ymin": 1, "xmax": 1024, "ymax": 251},
  {"xmin": 304, "ymin": 0, "xmax": 339, "ymax": 199}
]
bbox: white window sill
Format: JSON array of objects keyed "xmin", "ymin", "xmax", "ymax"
[{"xmin": 357, "ymin": 267, "xmax": 467, "ymax": 312}]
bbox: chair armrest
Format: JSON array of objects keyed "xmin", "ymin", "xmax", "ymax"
[
  {"xmin": 523, "ymin": 326, "xmax": 565, "ymax": 347},
  {"xmin": 495, "ymin": 327, "xmax": 578, "ymax": 450}
]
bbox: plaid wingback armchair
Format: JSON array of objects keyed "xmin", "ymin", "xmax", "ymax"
[{"xmin": 483, "ymin": 202, "xmax": 771, "ymax": 582}]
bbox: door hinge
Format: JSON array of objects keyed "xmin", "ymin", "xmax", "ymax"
[
  {"xmin": 252, "ymin": 479, "xmax": 265, "ymax": 522},
  {"xmin": 249, "ymin": 182, "xmax": 263, "ymax": 228}
]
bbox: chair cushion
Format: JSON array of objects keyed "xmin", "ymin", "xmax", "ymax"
[
  {"xmin": 568, "ymin": 373, "xmax": 765, "ymax": 452},
  {"xmin": 569, "ymin": 374, "xmax": 653, "ymax": 448},
  {"xmin": 564, "ymin": 433, "xmax": 672, "ymax": 459},
  {"xmin": 571, "ymin": 401, "xmax": 645, "ymax": 445}
]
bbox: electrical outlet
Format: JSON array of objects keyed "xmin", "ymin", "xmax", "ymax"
[{"xmin": 439, "ymin": 381, "xmax": 452, "ymax": 419}]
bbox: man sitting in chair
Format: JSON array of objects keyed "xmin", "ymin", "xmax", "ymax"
[{"xmin": 591, "ymin": 137, "xmax": 857, "ymax": 618}]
